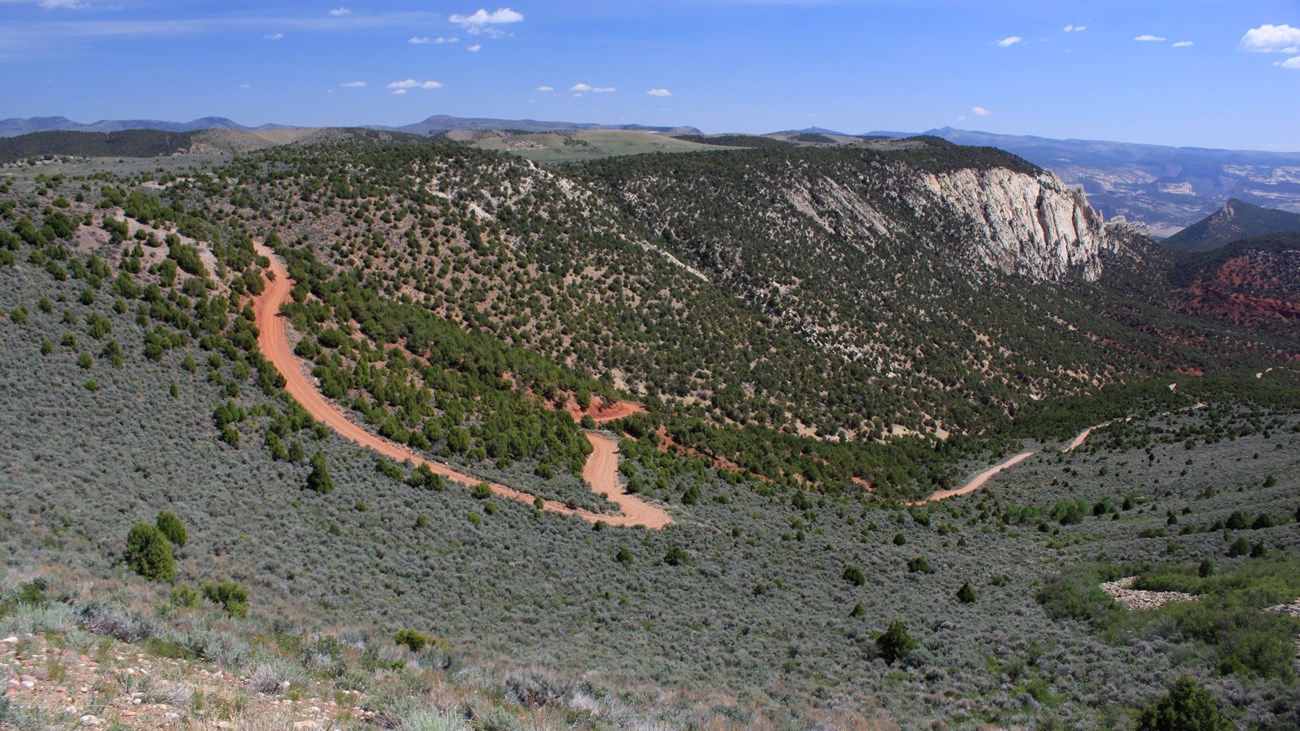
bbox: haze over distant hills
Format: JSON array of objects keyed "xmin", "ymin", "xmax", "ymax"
[{"xmin": 0, "ymin": 115, "xmax": 297, "ymax": 136}]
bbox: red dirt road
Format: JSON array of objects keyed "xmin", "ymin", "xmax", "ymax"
[
  {"xmin": 908, "ymin": 420, "xmax": 1112, "ymax": 504},
  {"xmin": 908, "ymin": 451, "xmax": 1037, "ymax": 505},
  {"xmin": 252, "ymin": 243, "xmax": 672, "ymax": 529}
]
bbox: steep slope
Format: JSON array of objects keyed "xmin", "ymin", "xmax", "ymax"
[{"xmin": 1163, "ymin": 199, "xmax": 1300, "ymax": 252}]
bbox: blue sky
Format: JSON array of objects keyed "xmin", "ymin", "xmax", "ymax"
[{"xmin": 1, "ymin": 0, "xmax": 1297, "ymax": 150}]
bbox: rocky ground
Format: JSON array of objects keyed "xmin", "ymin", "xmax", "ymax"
[
  {"xmin": 2, "ymin": 634, "xmax": 368, "ymax": 730},
  {"xmin": 1099, "ymin": 577, "xmax": 1199, "ymax": 611}
]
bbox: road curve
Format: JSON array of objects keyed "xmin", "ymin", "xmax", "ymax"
[{"xmin": 252, "ymin": 242, "xmax": 672, "ymax": 529}]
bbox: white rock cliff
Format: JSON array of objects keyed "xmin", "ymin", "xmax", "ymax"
[{"xmin": 911, "ymin": 168, "xmax": 1110, "ymax": 281}]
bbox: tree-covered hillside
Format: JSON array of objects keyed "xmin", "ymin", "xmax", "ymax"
[{"xmin": 1, "ymin": 143, "xmax": 1298, "ymax": 730}]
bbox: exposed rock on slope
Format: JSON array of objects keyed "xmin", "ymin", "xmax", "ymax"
[{"xmin": 912, "ymin": 169, "xmax": 1108, "ymax": 281}]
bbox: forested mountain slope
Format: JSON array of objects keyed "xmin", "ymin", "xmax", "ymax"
[
  {"xmin": 178, "ymin": 139, "xmax": 1266, "ymax": 445},
  {"xmin": 2, "ymin": 140, "xmax": 1298, "ymax": 731}
]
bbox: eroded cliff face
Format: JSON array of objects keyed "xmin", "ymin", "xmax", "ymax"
[{"xmin": 910, "ymin": 168, "xmax": 1110, "ymax": 281}]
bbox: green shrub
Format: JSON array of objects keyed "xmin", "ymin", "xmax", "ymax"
[
  {"xmin": 1035, "ymin": 569, "xmax": 1118, "ymax": 624},
  {"xmin": 956, "ymin": 582, "xmax": 977, "ymax": 603},
  {"xmin": 155, "ymin": 511, "xmax": 187, "ymax": 547},
  {"xmin": 876, "ymin": 620, "xmax": 916, "ymax": 664},
  {"xmin": 375, "ymin": 459, "xmax": 404, "ymax": 481},
  {"xmin": 1136, "ymin": 676, "xmax": 1230, "ymax": 731},
  {"xmin": 472, "ymin": 482, "xmax": 493, "ymax": 499},
  {"xmin": 201, "ymin": 580, "xmax": 249, "ymax": 619},
  {"xmin": 306, "ymin": 450, "xmax": 334, "ymax": 493},
  {"xmin": 842, "ymin": 566, "xmax": 866, "ymax": 586},
  {"xmin": 170, "ymin": 584, "xmax": 201, "ymax": 609},
  {"xmin": 124, "ymin": 523, "xmax": 175, "ymax": 583},
  {"xmin": 907, "ymin": 556, "xmax": 932, "ymax": 574},
  {"xmin": 664, "ymin": 545, "xmax": 688, "ymax": 566},
  {"xmin": 394, "ymin": 628, "xmax": 433, "ymax": 653}
]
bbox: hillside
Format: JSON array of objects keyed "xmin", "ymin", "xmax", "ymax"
[
  {"xmin": 0, "ymin": 130, "xmax": 199, "ymax": 164},
  {"xmin": 1, "ymin": 142, "xmax": 1298, "ymax": 729},
  {"xmin": 1164, "ymin": 199, "xmax": 1300, "ymax": 252}
]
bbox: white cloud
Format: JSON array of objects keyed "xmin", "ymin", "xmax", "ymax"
[
  {"xmin": 340, "ymin": 80, "xmax": 366, "ymax": 88},
  {"xmin": 263, "ymin": 32, "xmax": 283, "ymax": 41},
  {"xmin": 239, "ymin": 83, "xmax": 252, "ymax": 89},
  {"xmin": 328, "ymin": 7, "xmax": 350, "ymax": 15},
  {"xmin": 1279, "ymin": 56, "xmax": 1300, "ymax": 69},
  {"xmin": 1134, "ymin": 34, "xmax": 1166, "ymax": 42},
  {"xmin": 646, "ymin": 88, "xmax": 672, "ymax": 97},
  {"xmin": 1240, "ymin": 24, "xmax": 1300, "ymax": 54},
  {"xmin": 536, "ymin": 85, "xmax": 554, "ymax": 92},
  {"xmin": 995, "ymin": 36, "xmax": 1023, "ymax": 47},
  {"xmin": 972, "ymin": 106, "xmax": 990, "ymax": 117},
  {"xmin": 1063, "ymin": 24, "xmax": 1086, "ymax": 32},
  {"xmin": 467, "ymin": 44, "xmax": 481, "ymax": 52},
  {"xmin": 410, "ymin": 35, "xmax": 458, "ymax": 44},
  {"xmin": 391, "ymin": 88, "xmax": 407, "ymax": 95},
  {"xmin": 570, "ymin": 83, "xmax": 614, "ymax": 93},
  {"xmin": 38, "ymin": 0, "xmax": 91, "ymax": 8},
  {"xmin": 450, "ymin": 7, "xmax": 523, "ymax": 35},
  {"xmin": 1172, "ymin": 40, "xmax": 1194, "ymax": 48},
  {"xmin": 387, "ymin": 79, "xmax": 442, "ymax": 90}
]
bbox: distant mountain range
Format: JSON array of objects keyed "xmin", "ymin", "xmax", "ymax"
[
  {"xmin": 6, "ymin": 114, "xmax": 1300, "ymax": 237},
  {"xmin": 0, "ymin": 115, "xmax": 699, "ymax": 139},
  {"xmin": 1164, "ymin": 198, "xmax": 1300, "ymax": 252},
  {"xmin": 0, "ymin": 116, "xmax": 298, "ymax": 136},
  {"xmin": 373, "ymin": 114, "xmax": 700, "ymax": 136}
]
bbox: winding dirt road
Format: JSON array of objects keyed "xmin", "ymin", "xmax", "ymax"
[
  {"xmin": 907, "ymin": 451, "xmax": 1037, "ymax": 505},
  {"xmin": 252, "ymin": 243, "xmax": 672, "ymax": 529},
  {"xmin": 909, "ymin": 420, "xmax": 1112, "ymax": 505}
]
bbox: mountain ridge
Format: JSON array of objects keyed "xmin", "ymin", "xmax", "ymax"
[{"xmin": 1163, "ymin": 198, "xmax": 1300, "ymax": 252}]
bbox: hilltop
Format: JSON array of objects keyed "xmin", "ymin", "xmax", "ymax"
[{"xmin": 1164, "ymin": 199, "xmax": 1300, "ymax": 252}]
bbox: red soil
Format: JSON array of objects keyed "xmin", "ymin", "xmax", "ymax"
[{"xmin": 252, "ymin": 243, "xmax": 671, "ymax": 530}]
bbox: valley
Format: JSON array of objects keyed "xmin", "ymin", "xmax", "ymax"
[
  {"xmin": 0, "ymin": 131, "xmax": 1296, "ymax": 730},
  {"xmin": 252, "ymin": 240, "xmax": 671, "ymax": 529}
]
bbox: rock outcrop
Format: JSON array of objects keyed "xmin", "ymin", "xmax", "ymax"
[{"xmin": 911, "ymin": 168, "xmax": 1110, "ymax": 281}]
